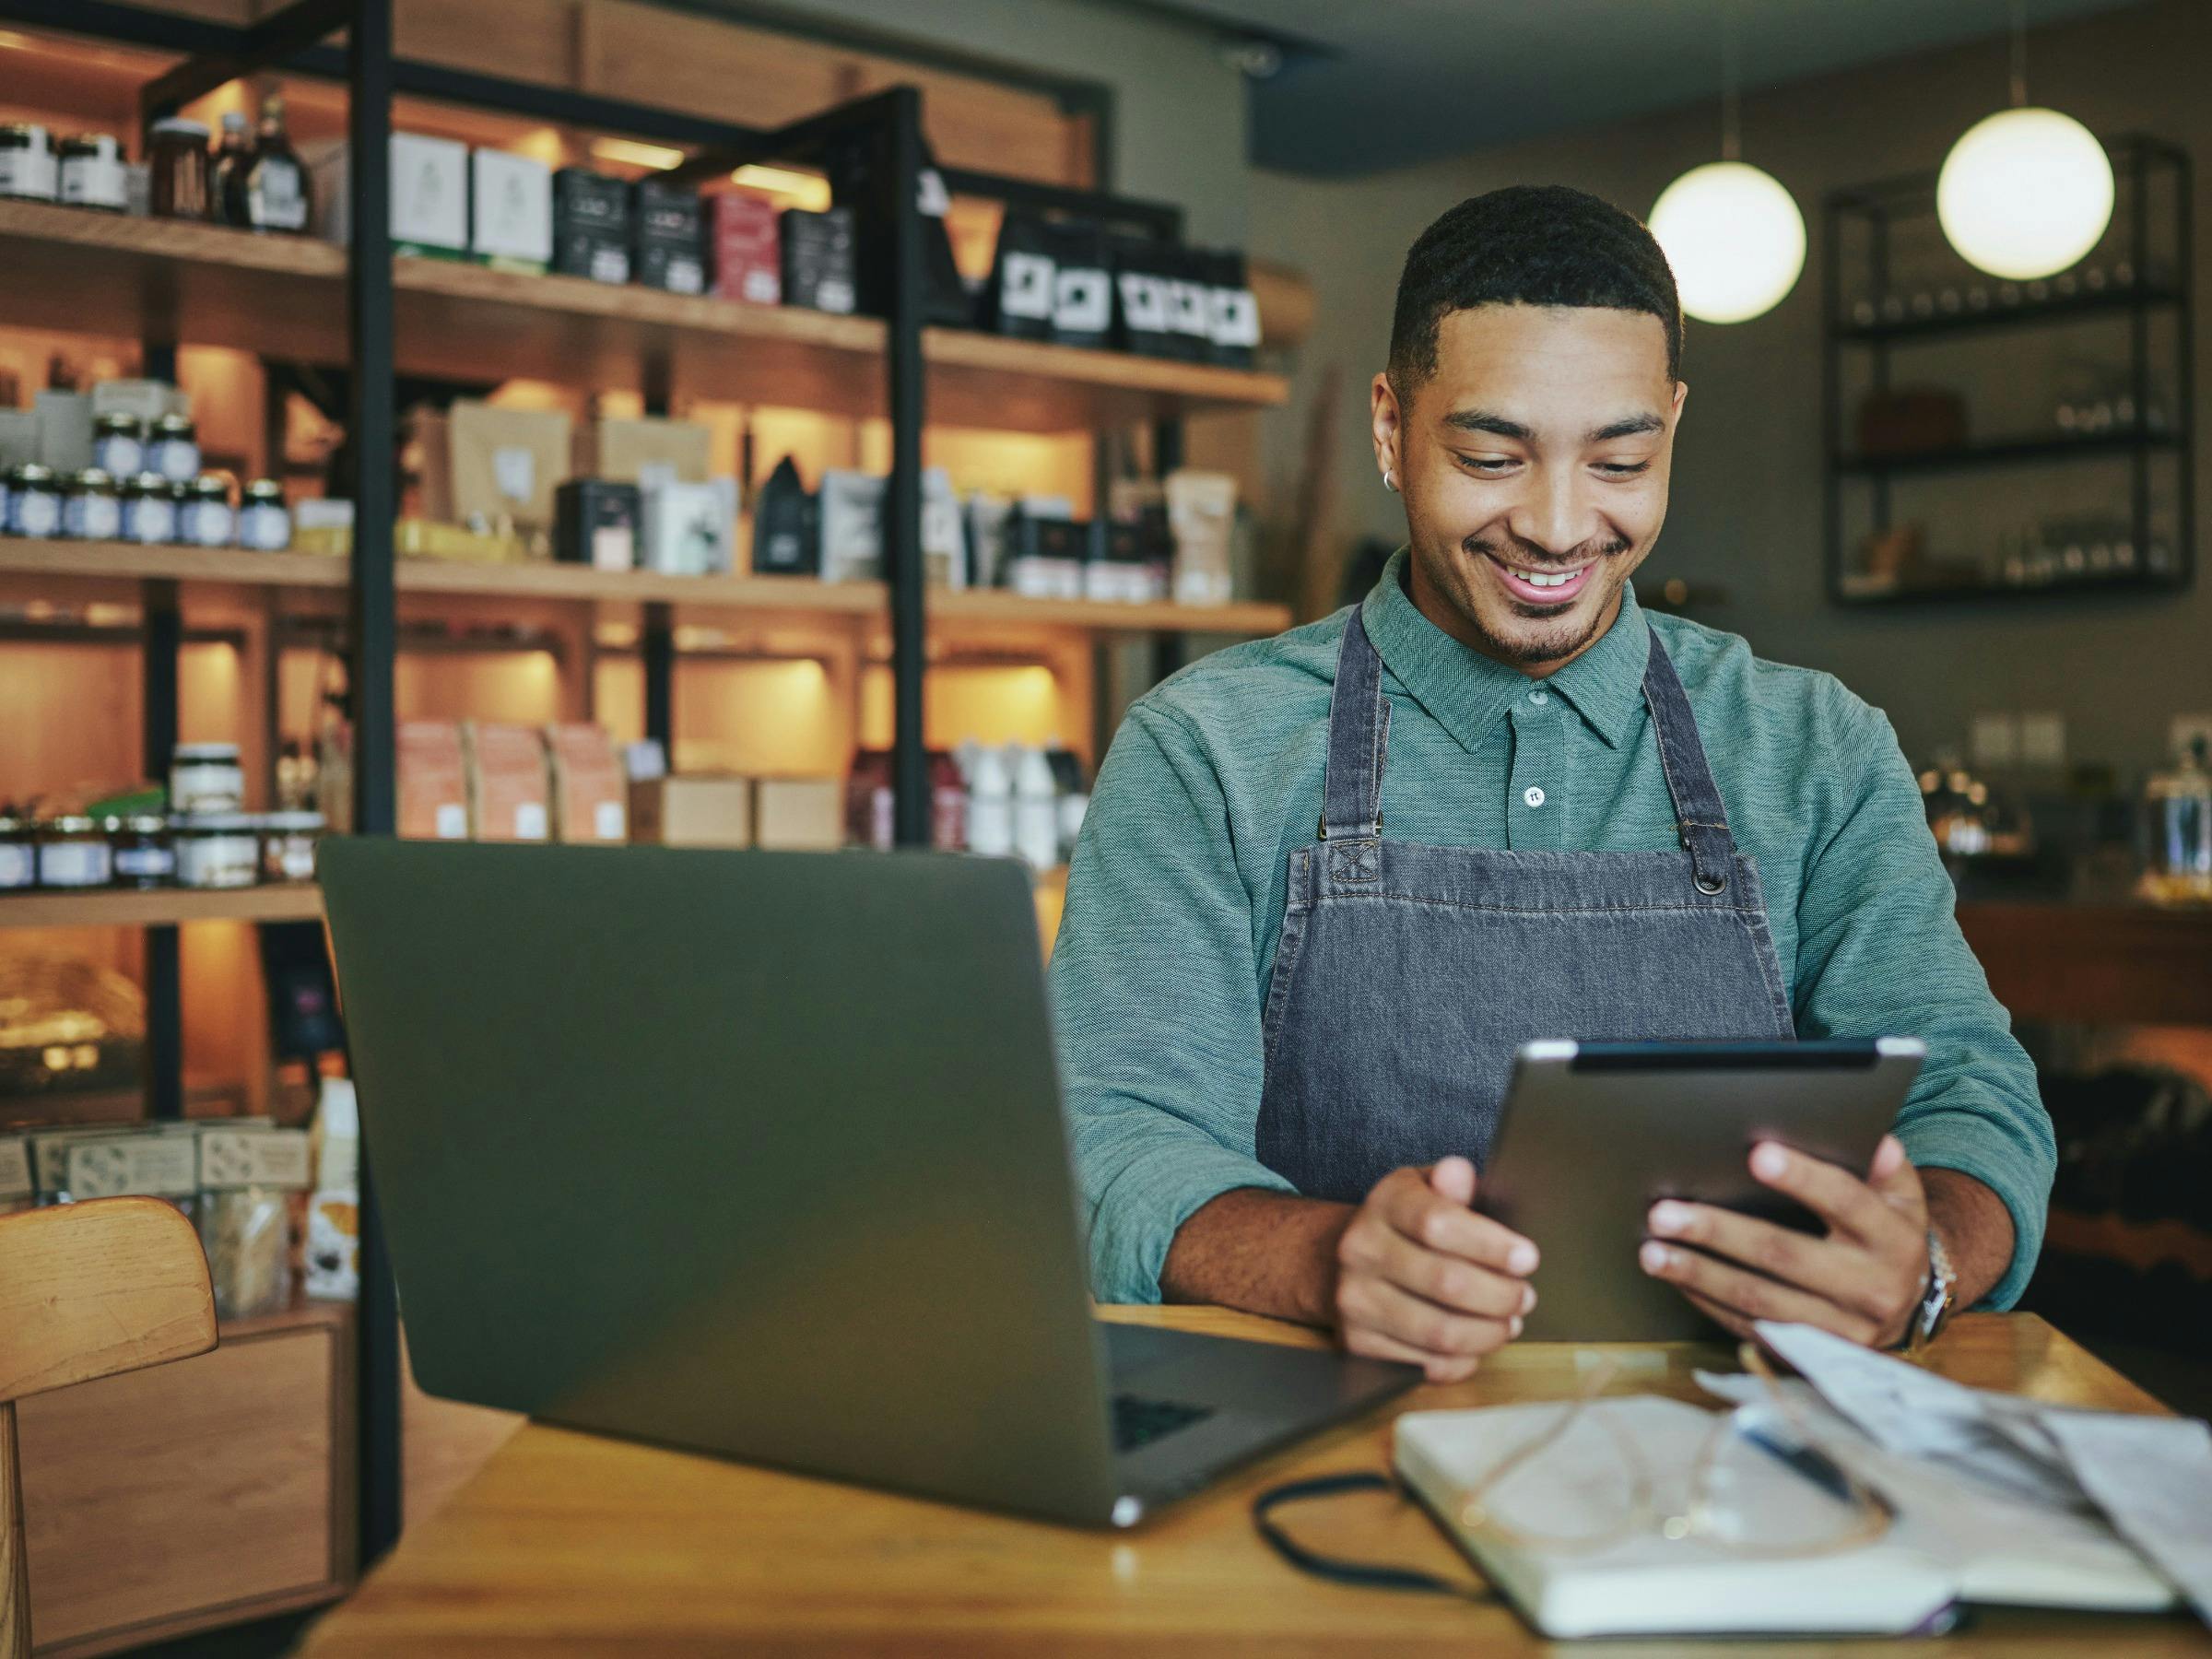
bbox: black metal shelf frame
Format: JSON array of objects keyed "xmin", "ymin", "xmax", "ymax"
[
  {"xmin": 2, "ymin": 0, "xmax": 1211, "ymax": 1575},
  {"xmin": 1819, "ymin": 133, "xmax": 2194, "ymax": 607}
]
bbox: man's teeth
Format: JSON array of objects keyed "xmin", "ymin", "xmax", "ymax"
[{"xmin": 1512, "ymin": 568, "xmax": 1579, "ymax": 589}]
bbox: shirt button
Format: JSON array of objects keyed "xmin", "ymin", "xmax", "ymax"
[
  {"xmin": 1524, "ymin": 785, "xmax": 1547, "ymax": 808},
  {"xmin": 1529, "ymin": 689, "xmax": 1549, "ymax": 705}
]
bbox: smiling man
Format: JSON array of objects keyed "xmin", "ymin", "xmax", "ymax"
[{"xmin": 1049, "ymin": 185, "xmax": 2053, "ymax": 1377}]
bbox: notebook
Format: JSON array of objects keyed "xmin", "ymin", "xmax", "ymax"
[{"xmin": 1392, "ymin": 1393, "xmax": 2175, "ymax": 1640}]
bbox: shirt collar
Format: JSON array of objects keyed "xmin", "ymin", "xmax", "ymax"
[{"xmin": 1359, "ymin": 547, "xmax": 1650, "ymax": 752}]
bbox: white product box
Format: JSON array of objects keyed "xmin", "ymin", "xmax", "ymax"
[
  {"xmin": 470, "ymin": 148, "xmax": 553, "ymax": 269},
  {"xmin": 640, "ymin": 477, "xmax": 737, "ymax": 575},
  {"xmin": 311, "ymin": 133, "xmax": 469, "ymax": 255}
]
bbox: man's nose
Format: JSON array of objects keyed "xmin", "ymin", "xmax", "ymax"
[{"xmin": 1505, "ymin": 474, "xmax": 1603, "ymax": 562}]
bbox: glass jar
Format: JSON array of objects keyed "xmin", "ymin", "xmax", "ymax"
[
  {"xmin": 238, "ymin": 479, "xmax": 291, "ymax": 550},
  {"xmin": 183, "ymin": 475, "xmax": 233, "ymax": 547},
  {"xmin": 148, "ymin": 413, "xmax": 199, "ymax": 483},
  {"xmin": 0, "ymin": 124, "xmax": 58, "ymax": 202},
  {"xmin": 111, "ymin": 815, "xmax": 174, "ymax": 889},
  {"xmin": 0, "ymin": 816, "xmax": 34, "ymax": 891},
  {"xmin": 6, "ymin": 464, "xmax": 62, "ymax": 538},
  {"xmin": 172, "ymin": 813, "xmax": 260, "ymax": 889},
  {"xmin": 148, "ymin": 117, "xmax": 212, "ymax": 220},
  {"xmin": 120, "ymin": 473, "xmax": 180, "ymax": 545},
  {"xmin": 261, "ymin": 810, "xmax": 323, "ymax": 882},
  {"xmin": 171, "ymin": 741, "xmax": 244, "ymax": 814},
  {"xmin": 2142, "ymin": 738, "xmax": 2212, "ymax": 906},
  {"xmin": 61, "ymin": 468, "xmax": 121, "ymax": 541},
  {"xmin": 58, "ymin": 133, "xmax": 126, "ymax": 212},
  {"xmin": 36, "ymin": 818, "xmax": 113, "ymax": 888},
  {"xmin": 92, "ymin": 412, "xmax": 145, "ymax": 478}
]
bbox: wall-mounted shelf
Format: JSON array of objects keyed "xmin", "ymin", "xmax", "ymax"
[
  {"xmin": 0, "ymin": 886, "xmax": 324, "ymax": 931},
  {"xmin": 1833, "ymin": 430, "xmax": 2184, "ymax": 476},
  {"xmin": 0, "ymin": 200, "xmax": 1288, "ymax": 432},
  {"xmin": 1836, "ymin": 283, "xmax": 2185, "ymax": 344},
  {"xmin": 0, "ymin": 540, "xmax": 1293, "ymax": 637}
]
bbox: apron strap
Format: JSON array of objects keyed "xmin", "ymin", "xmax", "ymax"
[
  {"xmin": 1319, "ymin": 606, "xmax": 1390, "ymax": 841},
  {"xmin": 1641, "ymin": 630, "xmax": 1738, "ymax": 895}
]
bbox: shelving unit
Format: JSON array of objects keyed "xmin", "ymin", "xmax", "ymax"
[
  {"xmin": 1821, "ymin": 134, "xmax": 2194, "ymax": 604},
  {"xmin": 0, "ymin": 0, "xmax": 1297, "ymax": 1616}
]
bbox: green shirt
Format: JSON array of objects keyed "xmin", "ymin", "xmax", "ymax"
[{"xmin": 1049, "ymin": 549, "xmax": 2052, "ymax": 1308}]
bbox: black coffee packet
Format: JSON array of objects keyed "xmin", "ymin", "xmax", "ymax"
[
  {"xmin": 1045, "ymin": 221, "xmax": 1112, "ymax": 350},
  {"xmin": 752, "ymin": 455, "xmax": 819, "ymax": 576},
  {"xmin": 1111, "ymin": 234, "xmax": 1177, "ymax": 358},
  {"xmin": 983, "ymin": 209, "xmax": 1056, "ymax": 340}
]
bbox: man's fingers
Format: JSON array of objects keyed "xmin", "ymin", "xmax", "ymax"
[
  {"xmin": 1358, "ymin": 1226, "xmax": 1533, "ymax": 1321},
  {"xmin": 1679, "ymin": 1288, "xmax": 1756, "ymax": 1342},
  {"xmin": 1640, "ymin": 1238, "xmax": 1882, "ymax": 1346},
  {"xmin": 1429, "ymin": 1155, "xmax": 1477, "ymax": 1206},
  {"xmin": 1379, "ymin": 1171, "xmax": 1537, "ymax": 1275},
  {"xmin": 1747, "ymin": 1142, "xmax": 1914, "ymax": 1243},
  {"xmin": 1340, "ymin": 1276, "xmax": 1521, "ymax": 1362},
  {"xmin": 1865, "ymin": 1135, "xmax": 1924, "ymax": 1204},
  {"xmin": 1340, "ymin": 1323, "xmax": 1482, "ymax": 1384},
  {"xmin": 1645, "ymin": 1199, "xmax": 1886, "ymax": 1318}
]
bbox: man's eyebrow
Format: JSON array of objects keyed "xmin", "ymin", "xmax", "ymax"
[
  {"xmin": 1587, "ymin": 414, "xmax": 1665, "ymax": 442},
  {"xmin": 1442, "ymin": 409, "xmax": 1533, "ymax": 441}
]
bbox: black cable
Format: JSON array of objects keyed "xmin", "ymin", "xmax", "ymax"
[{"xmin": 1249, "ymin": 1471, "xmax": 1496, "ymax": 1602}]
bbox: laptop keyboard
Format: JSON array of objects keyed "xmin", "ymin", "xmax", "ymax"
[{"xmin": 1112, "ymin": 1394, "xmax": 1216, "ymax": 1453}]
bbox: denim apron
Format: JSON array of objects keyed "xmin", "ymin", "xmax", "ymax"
[{"xmin": 1253, "ymin": 605, "xmax": 1795, "ymax": 1203}]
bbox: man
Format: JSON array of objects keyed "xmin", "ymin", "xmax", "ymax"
[{"xmin": 1049, "ymin": 185, "xmax": 2052, "ymax": 1380}]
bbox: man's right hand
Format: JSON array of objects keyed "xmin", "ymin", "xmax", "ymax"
[{"xmin": 1333, "ymin": 1157, "xmax": 1538, "ymax": 1382}]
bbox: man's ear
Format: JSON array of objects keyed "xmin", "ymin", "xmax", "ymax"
[
  {"xmin": 1371, "ymin": 371, "xmax": 1402, "ymax": 485},
  {"xmin": 1670, "ymin": 378, "xmax": 1689, "ymax": 423}
]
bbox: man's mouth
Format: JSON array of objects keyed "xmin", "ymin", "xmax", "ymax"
[{"xmin": 1482, "ymin": 550, "xmax": 1595, "ymax": 606}]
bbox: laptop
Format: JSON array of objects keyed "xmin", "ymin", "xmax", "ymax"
[{"xmin": 319, "ymin": 838, "xmax": 1415, "ymax": 1527}]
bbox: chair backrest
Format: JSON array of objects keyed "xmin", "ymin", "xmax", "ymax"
[{"xmin": 0, "ymin": 1197, "xmax": 218, "ymax": 1659}]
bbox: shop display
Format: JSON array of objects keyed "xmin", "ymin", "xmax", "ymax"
[
  {"xmin": 118, "ymin": 473, "xmax": 178, "ymax": 544},
  {"xmin": 1201, "ymin": 249, "xmax": 1262, "ymax": 368},
  {"xmin": 1012, "ymin": 746, "xmax": 1059, "ymax": 871},
  {"xmin": 1111, "ymin": 235, "xmax": 1176, "ymax": 358},
  {"xmin": 148, "ymin": 116, "xmax": 212, "ymax": 219},
  {"xmin": 36, "ymin": 817, "xmax": 112, "ymax": 888},
  {"xmin": 418, "ymin": 399, "xmax": 572, "ymax": 537},
  {"xmin": 638, "ymin": 476, "xmax": 736, "ymax": 575},
  {"xmin": 60, "ymin": 467, "xmax": 121, "ymax": 540},
  {"xmin": 148, "ymin": 412, "xmax": 199, "ymax": 482},
  {"xmin": 983, "ymin": 210, "xmax": 1055, "ymax": 341},
  {"xmin": 553, "ymin": 478, "xmax": 641, "ymax": 570},
  {"xmin": 6, "ymin": 463, "xmax": 61, "ymax": 537},
  {"xmin": 111, "ymin": 815, "xmax": 175, "ymax": 888},
  {"xmin": 0, "ymin": 1135, "xmax": 30, "ymax": 1218},
  {"xmin": 2141, "ymin": 735, "xmax": 2212, "ymax": 906},
  {"xmin": 182, "ymin": 475, "xmax": 234, "ymax": 546},
  {"xmin": 465, "ymin": 721, "xmax": 552, "ymax": 842},
  {"xmin": 751, "ymin": 456, "xmax": 818, "ymax": 576},
  {"xmin": 398, "ymin": 720, "xmax": 470, "ymax": 840},
  {"xmin": 1165, "ymin": 469, "xmax": 1237, "ymax": 605},
  {"xmin": 822, "ymin": 127, "xmax": 967, "ymax": 325},
  {"xmin": 0, "ymin": 816, "xmax": 32, "ymax": 890},
  {"xmin": 545, "ymin": 724, "xmax": 627, "ymax": 843},
  {"xmin": 780, "ymin": 206, "xmax": 856, "ymax": 313},
  {"xmin": 753, "ymin": 777, "xmax": 841, "ymax": 851},
  {"xmin": 57, "ymin": 133, "xmax": 125, "ymax": 212},
  {"xmin": 35, "ymin": 388, "xmax": 91, "ymax": 471},
  {"xmin": 817, "ymin": 468, "xmax": 884, "ymax": 582},
  {"xmin": 1003, "ymin": 509, "xmax": 1087, "ymax": 600},
  {"xmin": 211, "ymin": 111, "xmax": 253, "ymax": 226},
  {"xmin": 196, "ymin": 1124, "xmax": 311, "ymax": 1319},
  {"xmin": 171, "ymin": 742, "xmax": 243, "ymax": 814},
  {"xmin": 711, "ymin": 193, "xmax": 781, "ymax": 303},
  {"xmin": 471, "ymin": 147, "xmax": 552, "ymax": 273},
  {"xmin": 241, "ymin": 96, "xmax": 310, "ymax": 232},
  {"xmin": 963, "ymin": 744, "xmax": 1014, "ymax": 857},
  {"xmin": 304, "ymin": 1077, "xmax": 360, "ymax": 1300},
  {"xmin": 312, "ymin": 131, "xmax": 470, "ymax": 256},
  {"xmin": 629, "ymin": 774, "xmax": 751, "ymax": 848},
  {"xmin": 553, "ymin": 167, "xmax": 629, "ymax": 283},
  {"xmin": 574, "ymin": 415, "xmax": 712, "ymax": 484},
  {"xmin": 92, "ymin": 412, "xmax": 144, "ymax": 477},
  {"xmin": 0, "ymin": 123, "xmax": 59, "ymax": 202},
  {"xmin": 173, "ymin": 814, "xmax": 260, "ymax": 888},
  {"xmin": 261, "ymin": 811, "xmax": 324, "ymax": 882},
  {"xmin": 238, "ymin": 478, "xmax": 291, "ymax": 549},
  {"xmin": 65, "ymin": 1129, "xmax": 199, "ymax": 1218},
  {"xmin": 632, "ymin": 178, "xmax": 705, "ymax": 295}
]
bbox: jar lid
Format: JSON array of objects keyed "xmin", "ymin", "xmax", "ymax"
[
  {"xmin": 0, "ymin": 124, "xmax": 48, "ymax": 147},
  {"xmin": 154, "ymin": 413, "xmax": 195, "ymax": 434},
  {"xmin": 173, "ymin": 812, "xmax": 259, "ymax": 832},
  {"xmin": 41, "ymin": 816, "xmax": 100, "ymax": 833},
  {"xmin": 94, "ymin": 412, "xmax": 143, "ymax": 432},
  {"xmin": 129, "ymin": 470, "xmax": 170, "ymax": 490},
  {"xmin": 262, "ymin": 811, "xmax": 324, "ymax": 830},
  {"xmin": 60, "ymin": 134, "xmax": 118, "ymax": 156},
  {"xmin": 12, "ymin": 463, "xmax": 54, "ymax": 486},
  {"xmin": 70, "ymin": 468, "xmax": 115, "ymax": 491},
  {"xmin": 149, "ymin": 117, "xmax": 210, "ymax": 139},
  {"xmin": 243, "ymin": 479, "xmax": 286, "ymax": 502},
  {"xmin": 191, "ymin": 476, "xmax": 230, "ymax": 500},
  {"xmin": 173, "ymin": 742, "xmax": 241, "ymax": 762},
  {"xmin": 120, "ymin": 814, "xmax": 169, "ymax": 832}
]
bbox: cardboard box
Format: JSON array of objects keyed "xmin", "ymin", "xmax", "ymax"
[
  {"xmin": 398, "ymin": 721, "xmax": 469, "ymax": 841},
  {"xmin": 311, "ymin": 132, "xmax": 469, "ymax": 255},
  {"xmin": 711, "ymin": 193, "xmax": 781, "ymax": 304},
  {"xmin": 754, "ymin": 777, "xmax": 842, "ymax": 851},
  {"xmin": 545, "ymin": 724, "xmax": 628, "ymax": 843},
  {"xmin": 465, "ymin": 722, "xmax": 551, "ymax": 842},
  {"xmin": 629, "ymin": 775, "xmax": 752, "ymax": 849},
  {"xmin": 574, "ymin": 416, "xmax": 712, "ymax": 486},
  {"xmin": 419, "ymin": 400, "xmax": 572, "ymax": 534},
  {"xmin": 471, "ymin": 148, "xmax": 553, "ymax": 271}
]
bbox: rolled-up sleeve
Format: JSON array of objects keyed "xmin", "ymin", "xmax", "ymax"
[
  {"xmin": 1791, "ymin": 701, "xmax": 2054, "ymax": 1309},
  {"xmin": 1047, "ymin": 702, "xmax": 1294, "ymax": 1302}
]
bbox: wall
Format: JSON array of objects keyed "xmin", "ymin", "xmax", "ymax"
[
  {"xmin": 1247, "ymin": 0, "xmax": 2211, "ymax": 776},
  {"xmin": 688, "ymin": 0, "xmax": 1252, "ymax": 245}
]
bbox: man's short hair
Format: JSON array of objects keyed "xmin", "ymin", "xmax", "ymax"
[{"xmin": 1387, "ymin": 184, "xmax": 1683, "ymax": 395}]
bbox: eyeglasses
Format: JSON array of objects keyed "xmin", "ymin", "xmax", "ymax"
[{"xmin": 1451, "ymin": 1342, "xmax": 1897, "ymax": 1559}]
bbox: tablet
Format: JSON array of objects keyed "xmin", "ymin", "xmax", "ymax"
[{"xmin": 1476, "ymin": 1038, "xmax": 1925, "ymax": 1342}]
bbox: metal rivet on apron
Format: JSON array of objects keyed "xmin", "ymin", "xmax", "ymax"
[{"xmin": 1696, "ymin": 873, "xmax": 1728, "ymax": 894}]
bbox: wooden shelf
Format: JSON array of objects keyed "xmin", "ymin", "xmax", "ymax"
[
  {"xmin": 0, "ymin": 200, "xmax": 1288, "ymax": 430},
  {"xmin": 0, "ymin": 885, "xmax": 324, "ymax": 930},
  {"xmin": 1834, "ymin": 284, "xmax": 2185, "ymax": 344},
  {"xmin": 0, "ymin": 542, "xmax": 1294, "ymax": 637}
]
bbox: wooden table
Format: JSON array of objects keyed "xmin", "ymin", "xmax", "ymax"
[{"xmin": 297, "ymin": 1310, "xmax": 2207, "ymax": 1656}]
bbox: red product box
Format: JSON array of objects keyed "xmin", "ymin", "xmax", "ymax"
[{"xmin": 712, "ymin": 194, "xmax": 782, "ymax": 305}]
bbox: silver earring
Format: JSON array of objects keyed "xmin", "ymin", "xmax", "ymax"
[{"xmin": 1383, "ymin": 467, "xmax": 1399, "ymax": 492}]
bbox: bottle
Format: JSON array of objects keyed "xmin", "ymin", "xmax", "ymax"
[
  {"xmin": 303, "ymin": 1076, "xmax": 360, "ymax": 1301},
  {"xmin": 2141, "ymin": 736, "xmax": 2212, "ymax": 906},
  {"xmin": 929, "ymin": 750, "xmax": 967, "ymax": 852},
  {"xmin": 1045, "ymin": 739, "xmax": 1089, "ymax": 864},
  {"xmin": 243, "ymin": 94, "xmax": 309, "ymax": 233},
  {"xmin": 1012, "ymin": 744, "xmax": 1060, "ymax": 872},
  {"xmin": 966, "ymin": 743, "xmax": 1014, "ymax": 859},
  {"xmin": 212, "ymin": 111, "xmax": 253, "ymax": 227}
]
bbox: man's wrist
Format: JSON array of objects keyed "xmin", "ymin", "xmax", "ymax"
[
  {"xmin": 1919, "ymin": 1166, "xmax": 2016, "ymax": 1312},
  {"xmin": 1159, "ymin": 1187, "xmax": 1353, "ymax": 1326}
]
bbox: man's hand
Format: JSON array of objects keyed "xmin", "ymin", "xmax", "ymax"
[
  {"xmin": 1637, "ymin": 1134, "xmax": 1930, "ymax": 1348},
  {"xmin": 1333, "ymin": 1157, "xmax": 1539, "ymax": 1382}
]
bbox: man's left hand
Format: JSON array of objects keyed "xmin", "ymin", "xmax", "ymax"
[{"xmin": 1638, "ymin": 1135, "xmax": 1929, "ymax": 1348}]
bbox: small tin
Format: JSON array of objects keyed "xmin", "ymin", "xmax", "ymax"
[
  {"xmin": 121, "ymin": 473, "xmax": 181, "ymax": 544},
  {"xmin": 93, "ymin": 412, "xmax": 146, "ymax": 478},
  {"xmin": 149, "ymin": 413, "xmax": 200, "ymax": 483},
  {"xmin": 237, "ymin": 479, "xmax": 290, "ymax": 550},
  {"xmin": 6, "ymin": 464, "xmax": 61, "ymax": 538},
  {"xmin": 62, "ymin": 468, "xmax": 122, "ymax": 541}
]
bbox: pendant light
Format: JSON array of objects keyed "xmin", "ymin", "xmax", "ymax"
[
  {"xmin": 1648, "ymin": 11, "xmax": 1806, "ymax": 325},
  {"xmin": 1936, "ymin": 1, "xmax": 2112, "ymax": 280}
]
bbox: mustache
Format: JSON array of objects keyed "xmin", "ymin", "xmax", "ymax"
[{"xmin": 1465, "ymin": 532, "xmax": 1632, "ymax": 571}]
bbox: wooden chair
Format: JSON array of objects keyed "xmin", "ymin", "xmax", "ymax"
[{"xmin": 0, "ymin": 1197, "xmax": 218, "ymax": 1659}]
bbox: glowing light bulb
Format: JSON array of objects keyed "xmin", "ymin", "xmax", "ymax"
[
  {"xmin": 1648, "ymin": 161, "xmax": 1806, "ymax": 324},
  {"xmin": 1937, "ymin": 106, "xmax": 2112, "ymax": 280}
]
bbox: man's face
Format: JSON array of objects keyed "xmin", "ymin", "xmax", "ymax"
[{"xmin": 1371, "ymin": 303, "xmax": 1686, "ymax": 672}]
